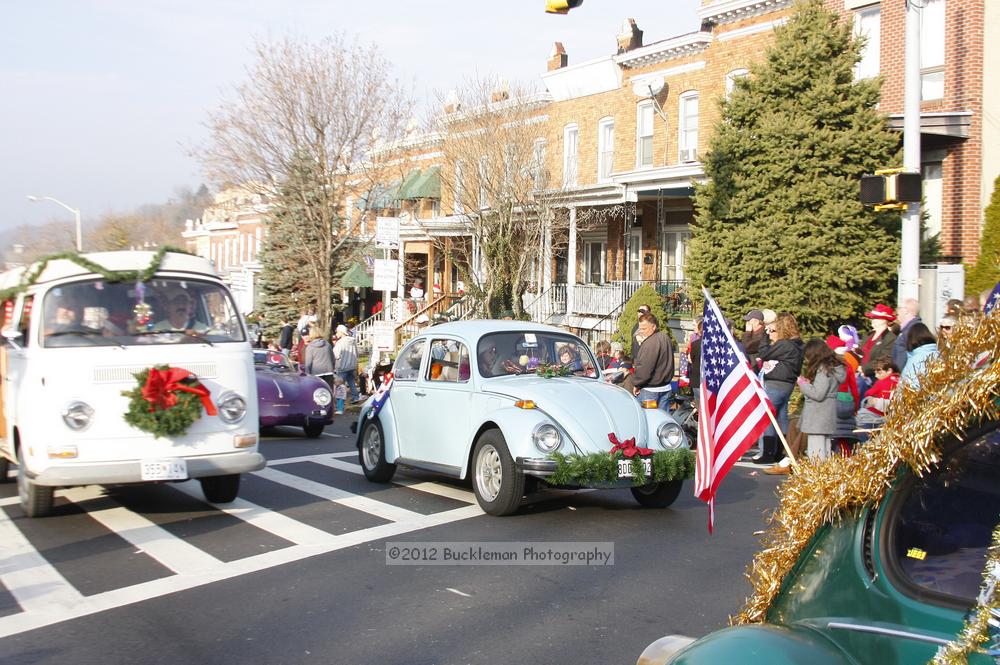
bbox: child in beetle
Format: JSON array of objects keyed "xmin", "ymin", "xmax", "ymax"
[{"xmin": 333, "ymin": 376, "xmax": 347, "ymax": 415}]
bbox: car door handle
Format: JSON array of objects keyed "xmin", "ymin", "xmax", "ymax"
[{"xmin": 414, "ymin": 391, "xmax": 426, "ymax": 397}]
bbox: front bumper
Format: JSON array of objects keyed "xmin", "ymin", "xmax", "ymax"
[
  {"xmin": 28, "ymin": 450, "xmax": 267, "ymax": 487},
  {"xmin": 516, "ymin": 457, "xmax": 558, "ymax": 477}
]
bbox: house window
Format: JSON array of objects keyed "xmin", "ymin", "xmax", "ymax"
[
  {"xmin": 597, "ymin": 118, "xmax": 614, "ymax": 181},
  {"xmin": 563, "ymin": 124, "xmax": 578, "ymax": 187},
  {"xmin": 725, "ymin": 69, "xmax": 749, "ymax": 98},
  {"xmin": 478, "ymin": 156, "xmax": 489, "ymax": 209},
  {"xmin": 853, "ymin": 5, "xmax": 881, "ymax": 80},
  {"xmin": 659, "ymin": 230, "xmax": 692, "ymax": 281},
  {"xmin": 921, "ymin": 0, "xmax": 945, "ymax": 100},
  {"xmin": 532, "ymin": 139, "xmax": 547, "ymax": 190},
  {"xmin": 678, "ymin": 92, "xmax": 699, "ymax": 162},
  {"xmin": 454, "ymin": 161, "xmax": 465, "ymax": 214},
  {"xmin": 636, "ymin": 102, "xmax": 654, "ymax": 167},
  {"xmin": 583, "ymin": 238, "xmax": 606, "ymax": 284},
  {"xmin": 627, "ymin": 228, "xmax": 642, "ymax": 281}
]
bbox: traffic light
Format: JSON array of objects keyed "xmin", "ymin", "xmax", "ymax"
[
  {"xmin": 545, "ymin": 0, "xmax": 583, "ymax": 14},
  {"xmin": 860, "ymin": 172, "xmax": 922, "ymax": 207}
]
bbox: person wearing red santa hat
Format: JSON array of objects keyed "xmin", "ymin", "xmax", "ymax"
[{"xmin": 860, "ymin": 303, "xmax": 896, "ymax": 379}]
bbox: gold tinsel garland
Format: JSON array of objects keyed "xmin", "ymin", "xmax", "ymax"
[
  {"xmin": 735, "ymin": 309, "xmax": 1000, "ymax": 662},
  {"xmin": 930, "ymin": 523, "xmax": 1000, "ymax": 665}
]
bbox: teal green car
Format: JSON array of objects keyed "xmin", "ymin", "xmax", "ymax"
[{"xmin": 639, "ymin": 420, "xmax": 1000, "ymax": 665}]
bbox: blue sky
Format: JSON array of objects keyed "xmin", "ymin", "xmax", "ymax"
[{"xmin": 0, "ymin": 1, "xmax": 699, "ymax": 232}]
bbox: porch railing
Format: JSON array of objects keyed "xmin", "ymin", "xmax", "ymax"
[
  {"xmin": 571, "ymin": 280, "xmax": 692, "ymax": 317},
  {"xmin": 522, "ymin": 284, "xmax": 566, "ymax": 323},
  {"xmin": 393, "ymin": 294, "xmax": 462, "ymax": 346}
]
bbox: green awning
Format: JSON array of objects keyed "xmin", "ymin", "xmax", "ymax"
[
  {"xmin": 403, "ymin": 165, "xmax": 440, "ymax": 200},
  {"xmin": 340, "ymin": 262, "xmax": 373, "ymax": 289},
  {"xmin": 397, "ymin": 168, "xmax": 424, "ymax": 199}
]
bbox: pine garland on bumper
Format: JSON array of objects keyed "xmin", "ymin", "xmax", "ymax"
[{"xmin": 547, "ymin": 449, "xmax": 695, "ymax": 487}]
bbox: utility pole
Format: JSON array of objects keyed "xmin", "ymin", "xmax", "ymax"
[{"xmin": 899, "ymin": 0, "xmax": 922, "ymax": 304}]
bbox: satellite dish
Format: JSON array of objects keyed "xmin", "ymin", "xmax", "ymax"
[{"xmin": 631, "ymin": 76, "xmax": 665, "ymax": 99}]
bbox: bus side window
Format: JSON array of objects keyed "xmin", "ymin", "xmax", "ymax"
[{"xmin": 18, "ymin": 296, "xmax": 33, "ymax": 347}]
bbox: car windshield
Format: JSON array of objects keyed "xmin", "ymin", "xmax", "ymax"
[
  {"xmin": 477, "ymin": 331, "xmax": 599, "ymax": 379},
  {"xmin": 254, "ymin": 350, "xmax": 296, "ymax": 371},
  {"xmin": 42, "ymin": 278, "xmax": 245, "ymax": 347}
]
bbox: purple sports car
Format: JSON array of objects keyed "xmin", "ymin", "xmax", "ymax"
[{"xmin": 254, "ymin": 350, "xmax": 334, "ymax": 438}]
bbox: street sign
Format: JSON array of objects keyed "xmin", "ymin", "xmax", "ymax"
[
  {"xmin": 375, "ymin": 216, "xmax": 400, "ymax": 248},
  {"xmin": 370, "ymin": 321, "xmax": 396, "ymax": 353},
  {"xmin": 373, "ymin": 258, "xmax": 399, "ymax": 292}
]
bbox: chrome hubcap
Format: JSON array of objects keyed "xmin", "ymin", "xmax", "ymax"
[
  {"xmin": 363, "ymin": 427, "xmax": 381, "ymax": 469},
  {"xmin": 476, "ymin": 444, "xmax": 502, "ymax": 502}
]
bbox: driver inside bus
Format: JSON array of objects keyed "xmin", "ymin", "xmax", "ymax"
[{"xmin": 153, "ymin": 292, "xmax": 205, "ymax": 332}]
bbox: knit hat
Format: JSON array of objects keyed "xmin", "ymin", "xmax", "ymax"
[
  {"xmin": 761, "ymin": 309, "xmax": 777, "ymax": 325},
  {"xmin": 864, "ymin": 304, "xmax": 896, "ymax": 321},
  {"xmin": 939, "ymin": 315, "xmax": 957, "ymax": 328},
  {"xmin": 825, "ymin": 335, "xmax": 847, "ymax": 354},
  {"xmin": 837, "ymin": 324, "xmax": 859, "ymax": 350}
]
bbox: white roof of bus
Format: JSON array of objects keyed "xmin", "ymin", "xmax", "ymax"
[{"xmin": 0, "ymin": 251, "xmax": 216, "ymax": 290}]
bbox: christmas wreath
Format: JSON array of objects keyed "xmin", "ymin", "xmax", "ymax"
[
  {"xmin": 534, "ymin": 362, "xmax": 572, "ymax": 378},
  {"xmin": 122, "ymin": 365, "xmax": 218, "ymax": 438}
]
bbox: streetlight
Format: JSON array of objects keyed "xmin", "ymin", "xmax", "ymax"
[{"xmin": 27, "ymin": 195, "xmax": 82, "ymax": 252}]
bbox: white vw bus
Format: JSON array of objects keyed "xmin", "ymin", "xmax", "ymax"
[{"xmin": 0, "ymin": 251, "xmax": 263, "ymax": 517}]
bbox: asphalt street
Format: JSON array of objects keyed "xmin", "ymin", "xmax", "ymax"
[{"xmin": 0, "ymin": 415, "xmax": 783, "ymax": 665}]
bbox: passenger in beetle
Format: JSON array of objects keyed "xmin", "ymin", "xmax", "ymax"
[{"xmin": 478, "ymin": 344, "xmax": 500, "ymax": 376}]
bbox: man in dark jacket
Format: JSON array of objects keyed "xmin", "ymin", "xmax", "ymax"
[
  {"xmin": 892, "ymin": 298, "xmax": 921, "ymax": 372},
  {"xmin": 632, "ymin": 313, "xmax": 675, "ymax": 410},
  {"xmin": 278, "ymin": 319, "xmax": 294, "ymax": 355},
  {"xmin": 741, "ymin": 309, "xmax": 767, "ymax": 364}
]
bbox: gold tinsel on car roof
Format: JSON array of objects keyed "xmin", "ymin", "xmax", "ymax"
[{"xmin": 736, "ymin": 308, "xmax": 1000, "ymax": 639}]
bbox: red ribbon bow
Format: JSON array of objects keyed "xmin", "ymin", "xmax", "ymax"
[
  {"xmin": 142, "ymin": 367, "xmax": 218, "ymax": 416},
  {"xmin": 608, "ymin": 433, "xmax": 653, "ymax": 459}
]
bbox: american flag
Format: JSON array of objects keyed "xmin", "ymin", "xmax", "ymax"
[
  {"xmin": 695, "ymin": 288, "xmax": 775, "ymax": 533},
  {"xmin": 984, "ymin": 281, "xmax": 1000, "ymax": 315}
]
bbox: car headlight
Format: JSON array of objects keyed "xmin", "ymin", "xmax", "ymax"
[
  {"xmin": 656, "ymin": 421, "xmax": 685, "ymax": 450},
  {"xmin": 313, "ymin": 388, "xmax": 332, "ymax": 406},
  {"xmin": 532, "ymin": 422, "xmax": 563, "ymax": 453},
  {"xmin": 62, "ymin": 401, "xmax": 94, "ymax": 431},
  {"xmin": 217, "ymin": 392, "xmax": 247, "ymax": 424}
]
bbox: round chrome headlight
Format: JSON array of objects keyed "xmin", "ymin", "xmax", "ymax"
[
  {"xmin": 217, "ymin": 392, "xmax": 247, "ymax": 424},
  {"xmin": 656, "ymin": 421, "xmax": 685, "ymax": 450},
  {"xmin": 313, "ymin": 388, "xmax": 332, "ymax": 406},
  {"xmin": 532, "ymin": 422, "xmax": 563, "ymax": 453},
  {"xmin": 62, "ymin": 401, "xmax": 94, "ymax": 431}
]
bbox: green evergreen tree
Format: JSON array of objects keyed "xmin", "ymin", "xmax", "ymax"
[
  {"xmin": 258, "ymin": 152, "xmax": 337, "ymax": 340},
  {"xmin": 966, "ymin": 175, "xmax": 1000, "ymax": 296},
  {"xmin": 686, "ymin": 0, "xmax": 901, "ymax": 334}
]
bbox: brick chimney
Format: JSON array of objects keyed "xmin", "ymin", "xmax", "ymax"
[
  {"xmin": 547, "ymin": 42, "xmax": 568, "ymax": 71},
  {"xmin": 617, "ymin": 19, "xmax": 643, "ymax": 53}
]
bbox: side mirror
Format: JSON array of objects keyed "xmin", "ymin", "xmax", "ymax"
[{"xmin": 2, "ymin": 329, "xmax": 23, "ymax": 350}]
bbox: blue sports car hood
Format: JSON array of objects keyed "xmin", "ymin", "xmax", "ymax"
[{"xmin": 481, "ymin": 376, "xmax": 648, "ymax": 451}]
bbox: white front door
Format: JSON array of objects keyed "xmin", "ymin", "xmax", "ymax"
[{"xmin": 627, "ymin": 229, "xmax": 643, "ymax": 281}]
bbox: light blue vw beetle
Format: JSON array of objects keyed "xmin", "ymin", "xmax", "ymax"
[{"xmin": 353, "ymin": 321, "xmax": 693, "ymax": 516}]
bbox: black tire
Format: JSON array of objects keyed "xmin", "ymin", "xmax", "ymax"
[
  {"xmin": 630, "ymin": 479, "xmax": 684, "ymax": 508},
  {"xmin": 359, "ymin": 417, "xmax": 396, "ymax": 483},
  {"xmin": 0, "ymin": 453, "xmax": 11, "ymax": 484},
  {"xmin": 17, "ymin": 446, "xmax": 54, "ymax": 517},
  {"xmin": 199, "ymin": 474, "xmax": 240, "ymax": 503},
  {"xmin": 471, "ymin": 429, "xmax": 524, "ymax": 516},
  {"xmin": 303, "ymin": 421, "xmax": 325, "ymax": 438}
]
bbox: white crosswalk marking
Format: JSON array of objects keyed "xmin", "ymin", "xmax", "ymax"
[
  {"xmin": 0, "ymin": 452, "xmax": 486, "ymax": 639},
  {"xmin": 62, "ymin": 486, "xmax": 223, "ymax": 575},
  {"xmin": 254, "ymin": 467, "xmax": 425, "ymax": 523},
  {"xmin": 0, "ymin": 507, "xmax": 84, "ymax": 612}
]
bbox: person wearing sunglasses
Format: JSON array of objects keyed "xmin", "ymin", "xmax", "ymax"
[{"xmin": 753, "ymin": 313, "xmax": 804, "ymax": 465}]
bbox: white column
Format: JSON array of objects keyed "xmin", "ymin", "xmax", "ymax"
[
  {"xmin": 566, "ymin": 206, "xmax": 577, "ymax": 315},
  {"xmin": 899, "ymin": 0, "xmax": 922, "ymax": 303},
  {"xmin": 542, "ymin": 214, "xmax": 553, "ymax": 290}
]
